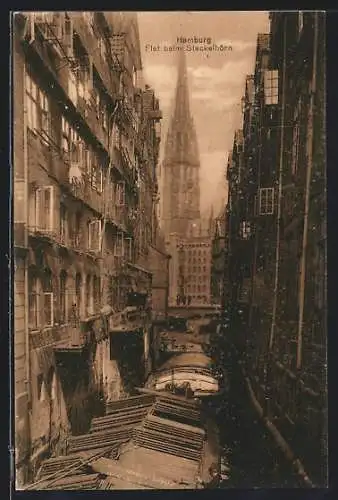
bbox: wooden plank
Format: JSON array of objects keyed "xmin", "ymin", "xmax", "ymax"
[
  {"xmin": 134, "ymin": 429, "xmax": 203, "ymax": 452},
  {"xmin": 91, "ymin": 458, "xmax": 183, "ymax": 489},
  {"xmin": 136, "ymin": 387, "xmax": 199, "ymax": 405},
  {"xmin": 133, "ymin": 431, "xmax": 201, "ymax": 460},
  {"xmin": 146, "ymin": 414, "xmax": 204, "ymax": 435},
  {"xmin": 142, "ymin": 422, "xmax": 204, "ymax": 446}
]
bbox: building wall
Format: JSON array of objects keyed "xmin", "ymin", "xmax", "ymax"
[
  {"xmin": 13, "ymin": 11, "xmax": 164, "ymax": 486},
  {"xmin": 148, "ymin": 245, "xmax": 169, "ymax": 319},
  {"xmin": 224, "ymin": 13, "xmax": 327, "ymax": 485}
]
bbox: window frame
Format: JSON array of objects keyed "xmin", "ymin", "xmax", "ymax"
[
  {"xmin": 42, "ymin": 268, "xmax": 54, "ymax": 328},
  {"xmin": 264, "ymin": 69, "xmax": 279, "ymax": 106},
  {"xmin": 59, "ymin": 270, "xmax": 67, "ymax": 325},
  {"xmin": 88, "ymin": 219, "xmax": 102, "ymax": 252},
  {"xmin": 35, "ymin": 186, "xmax": 55, "ymax": 233},
  {"xmin": 259, "ymin": 187, "xmax": 275, "ymax": 215},
  {"xmin": 29, "ymin": 273, "xmax": 39, "ymax": 330},
  {"xmin": 25, "ymin": 73, "xmax": 51, "ymax": 135},
  {"xmin": 60, "ymin": 202, "xmax": 68, "ymax": 245},
  {"xmin": 114, "ymin": 232, "xmax": 124, "ymax": 257}
]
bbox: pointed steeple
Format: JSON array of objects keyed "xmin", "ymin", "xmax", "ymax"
[
  {"xmin": 173, "ymin": 49, "xmax": 191, "ymax": 124},
  {"xmin": 164, "ymin": 50, "xmax": 200, "ymax": 168},
  {"xmin": 162, "ymin": 49, "xmax": 201, "ymax": 238}
]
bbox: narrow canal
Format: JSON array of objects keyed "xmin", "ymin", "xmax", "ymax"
[{"xmin": 202, "ymin": 319, "xmax": 301, "ymax": 488}]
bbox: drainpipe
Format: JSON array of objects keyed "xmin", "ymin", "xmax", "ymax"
[
  {"xmin": 296, "ymin": 13, "xmax": 318, "ymax": 370},
  {"xmin": 269, "ymin": 16, "xmax": 287, "ymax": 353}
]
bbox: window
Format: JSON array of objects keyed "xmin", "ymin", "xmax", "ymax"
[
  {"xmin": 42, "ymin": 268, "xmax": 53, "ymax": 327},
  {"xmin": 60, "ymin": 203, "xmax": 67, "ymax": 244},
  {"xmin": 259, "ymin": 187, "xmax": 274, "ymax": 215},
  {"xmin": 37, "ymin": 374, "xmax": 48, "ymax": 402},
  {"xmin": 49, "ymin": 369, "xmax": 57, "ymax": 401},
  {"xmin": 98, "ymin": 37, "xmax": 107, "ymax": 61},
  {"xmin": 59, "ymin": 271, "xmax": 67, "ymax": 324},
  {"xmin": 35, "ymin": 186, "xmax": 55, "ymax": 233},
  {"xmin": 291, "ymin": 97, "xmax": 302, "ymax": 176},
  {"xmin": 64, "ymin": 15, "xmax": 74, "ymax": 57},
  {"xmin": 70, "ymin": 127, "xmax": 82, "ymax": 163},
  {"xmin": 264, "ymin": 70, "xmax": 279, "ymax": 105},
  {"xmin": 85, "ymin": 274, "xmax": 92, "ymax": 314},
  {"xmin": 72, "ymin": 211, "xmax": 82, "ymax": 248},
  {"xmin": 125, "ymin": 237, "xmax": 133, "ymax": 261},
  {"xmin": 68, "ymin": 71, "xmax": 78, "ymax": 105},
  {"xmin": 116, "ymin": 181, "xmax": 125, "ymax": 206},
  {"xmin": 29, "ymin": 272, "xmax": 39, "ymax": 329},
  {"xmin": 114, "ymin": 232, "xmax": 124, "ymax": 257},
  {"xmin": 61, "ymin": 117, "xmax": 70, "ymax": 153},
  {"xmin": 40, "ymin": 91, "xmax": 50, "ymax": 135},
  {"xmin": 25, "ymin": 73, "xmax": 50, "ymax": 134},
  {"xmin": 88, "ymin": 219, "xmax": 101, "ymax": 252},
  {"xmin": 75, "ymin": 273, "xmax": 82, "ymax": 316},
  {"xmin": 91, "ymin": 165, "xmax": 103, "ymax": 193},
  {"xmin": 240, "ymin": 221, "xmax": 251, "ymax": 239}
]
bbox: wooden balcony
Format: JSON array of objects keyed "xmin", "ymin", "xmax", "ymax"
[
  {"xmin": 79, "ymin": 100, "xmax": 109, "ymax": 152},
  {"xmin": 106, "ymin": 204, "xmax": 129, "ymax": 232},
  {"xmin": 72, "ymin": 17, "xmax": 119, "ymax": 102},
  {"xmin": 69, "ymin": 173, "xmax": 104, "ymax": 215},
  {"xmin": 109, "ymin": 306, "xmax": 148, "ymax": 334}
]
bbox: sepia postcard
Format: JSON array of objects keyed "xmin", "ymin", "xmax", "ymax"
[{"xmin": 11, "ymin": 10, "xmax": 327, "ymax": 490}]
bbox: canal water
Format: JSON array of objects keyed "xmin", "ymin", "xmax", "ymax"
[
  {"xmin": 205, "ymin": 352, "xmax": 301, "ymax": 489},
  {"xmin": 197, "ymin": 312, "xmax": 303, "ymax": 489}
]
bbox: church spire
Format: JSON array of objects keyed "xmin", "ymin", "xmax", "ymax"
[
  {"xmin": 162, "ymin": 49, "xmax": 201, "ymax": 238},
  {"xmin": 173, "ymin": 48, "xmax": 191, "ymax": 124}
]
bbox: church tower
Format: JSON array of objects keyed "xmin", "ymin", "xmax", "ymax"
[{"xmin": 162, "ymin": 49, "xmax": 201, "ymax": 239}]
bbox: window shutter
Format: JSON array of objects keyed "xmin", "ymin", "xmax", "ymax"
[
  {"xmin": 44, "ymin": 292, "xmax": 54, "ymax": 327},
  {"xmin": 49, "ymin": 186, "xmax": 55, "ymax": 232},
  {"xmin": 35, "ymin": 188, "xmax": 43, "ymax": 230},
  {"xmin": 89, "ymin": 219, "xmax": 101, "ymax": 252}
]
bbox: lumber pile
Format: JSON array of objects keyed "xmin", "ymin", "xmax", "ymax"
[
  {"xmin": 152, "ymin": 397, "xmax": 202, "ymax": 425},
  {"xmin": 132, "ymin": 414, "xmax": 204, "ymax": 462},
  {"xmin": 39, "ymin": 473, "xmax": 102, "ymax": 490},
  {"xmin": 90, "ymin": 406, "xmax": 149, "ymax": 433},
  {"xmin": 106, "ymin": 394, "xmax": 155, "ymax": 414},
  {"xmin": 36, "ymin": 454, "xmax": 87, "ymax": 479},
  {"xmin": 67, "ymin": 425, "xmax": 134, "ymax": 454}
]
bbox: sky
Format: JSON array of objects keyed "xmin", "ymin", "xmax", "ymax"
[{"xmin": 137, "ymin": 11, "xmax": 270, "ymax": 217}]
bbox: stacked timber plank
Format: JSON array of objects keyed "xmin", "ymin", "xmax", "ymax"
[
  {"xmin": 67, "ymin": 395, "xmax": 156, "ymax": 455},
  {"xmin": 36, "ymin": 454, "xmax": 88, "ymax": 480},
  {"xmin": 39, "ymin": 473, "xmax": 102, "ymax": 490},
  {"xmin": 67, "ymin": 425, "xmax": 135, "ymax": 454},
  {"xmin": 90, "ymin": 407, "xmax": 150, "ymax": 433},
  {"xmin": 152, "ymin": 395, "xmax": 202, "ymax": 426},
  {"xmin": 105, "ymin": 394, "xmax": 155, "ymax": 414},
  {"xmin": 133, "ymin": 414, "xmax": 205, "ymax": 462}
]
